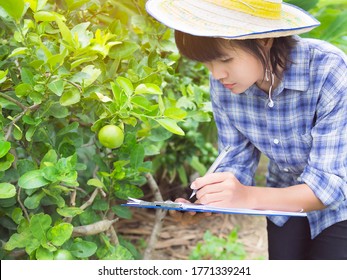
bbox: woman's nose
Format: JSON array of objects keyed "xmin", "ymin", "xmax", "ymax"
[{"xmin": 208, "ymin": 62, "xmax": 227, "ymax": 81}]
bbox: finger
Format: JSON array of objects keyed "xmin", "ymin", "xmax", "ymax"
[
  {"xmin": 174, "ymin": 198, "xmax": 191, "ymax": 203},
  {"xmin": 169, "ymin": 209, "xmax": 183, "ymax": 219},
  {"xmin": 196, "ymin": 181, "xmax": 225, "ymax": 199},
  {"xmin": 199, "ymin": 192, "xmax": 225, "ymax": 205},
  {"xmin": 192, "ymin": 172, "xmax": 235, "ymax": 190}
]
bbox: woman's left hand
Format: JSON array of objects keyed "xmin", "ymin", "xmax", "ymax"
[{"xmin": 191, "ymin": 172, "xmax": 252, "ymax": 208}]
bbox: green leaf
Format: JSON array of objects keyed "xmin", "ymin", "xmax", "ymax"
[
  {"xmin": 116, "ymin": 77, "xmax": 133, "ymax": 96},
  {"xmin": 65, "ymin": 0, "xmax": 90, "ymax": 10},
  {"xmin": 109, "ymin": 41, "xmax": 139, "ymax": 59},
  {"xmin": 130, "ymin": 144, "xmax": 145, "ymax": 169},
  {"xmin": 13, "ymin": 124, "xmax": 23, "ymax": 140},
  {"xmin": 29, "ymin": 213, "xmax": 52, "ymax": 242},
  {"xmin": 60, "ymin": 88, "xmax": 81, "ymax": 106},
  {"xmin": 131, "ymin": 96, "xmax": 151, "ymax": 111},
  {"xmin": 48, "ymin": 80, "xmax": 65, "ymax": 96},
  {"xmin": 12, "ymin": 208, "xmax": 24, "ymax": 224},
  {"xmin": 55, "ymin": 15, "xmax": 74, "ymax": 45},
  {"xmin": 87, "ymin": 178, "xmax": 105, "ymax": 189},
  {"xmin": 56, "ymin": 207, "xmax": 84, "ymax": 218},
  {"xmin": 189, "ymin": 156, "xmax": 207, "ymax": 176},
  {"xmin": 18, "ymin": 170, "xmax": 50, "ymax": 189},
  {"xmin": 177, "ymin": 165, "xmax": 188, "ymax": 186},
  {"xmin": 101, "ymin": 245, "xmax": 134, "ymax": 260},
  {"xmin": 0, "ymin": 69, "xmax": 8, "ymax": 83},
  {"xmin": 111, "ymin": 205, "xmax": 132, "ymax": 220},
  {"xmin": 164, "ymin": 107, "xmax": 187, "ymax": 120},
  {"xmin": 47, "ymin": 102, "xmax": 69, "ymax": 118},
  {"xmin": 33, "ymin": 10, "xmax": 56, "ymax": 22},
  {"xmin": 70, "ymin": 240, "xmax": 97, "ymax": 258},
  {"xmin": 47, "ymin": 223, "xmax": 73, "ymax": 246},
  {"xmin": 27, "ymin": 0, "xmax": 48, "ymax": 12},
  {"xmin": 0, "ymin": 153, "xmax": 15, "ymax": 171},
  {"xmin": 57, "ymin": 122, "xmax": 79, "ymax": 136},
  {"xmin": 114, "ymin": 184, "xmax": 143, "ymax": 200},
  {"xmin": 36, "ymin": 246, "xmax": 54, "ymax": 260},
  {"xmin": 71, "ymin": 55, "xmax": 98, "ymax": 70},
  {"xmin": 80, "ymin": 65, "xmax": 101, "ymax": 87},
  {"xmin": 156, "ymin": 119, "xmax": 185, "ymax": 136},
  {"xmin": 134, "ymin": 83, "xmax": 162, "ymax": 95},
  {"xmin": 4, "ymin": 231, "xmax": 32, "ymax": 251},
  {"xmin": 15, "ymin": 83, "xmax": 33, "ymax": 97},
  {"xmin": 24, "ymin": 191, "xmax": 46, "ymax": 209},
  {"xmin": 0, "ymin": 0, "xmax": 25, "ymax": 22},
  {"xmin": 0, "ymin": 140, "xmax": 11, "ymax": 158},
  {"xmin": 40, "ymin": 149, "xmax": 58, "ymax": 167},
  {"xmin": 0, "ymin": 183, "xmax": 16, "ymax": 199},
  {"xmin": 8, "ymin": 47, "xmax": 28, "ymax": 58}
]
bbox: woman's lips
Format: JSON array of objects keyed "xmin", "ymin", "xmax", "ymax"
[{"xmin": 223, "ymin": 83, "xmax": 236, "ymax": 90}]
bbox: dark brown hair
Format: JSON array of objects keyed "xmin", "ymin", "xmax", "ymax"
[{"xmin": 174, "ymin": 30, "xmax": 297, "ymax": 79}]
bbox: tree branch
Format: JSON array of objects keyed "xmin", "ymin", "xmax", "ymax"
[
  {"xmin": 143, "ymin": 173, "xmax": 167, "ymax": 260},
  {"xmin": 0, "ymin": 92, "xmax": 27, "ymax": 110}
]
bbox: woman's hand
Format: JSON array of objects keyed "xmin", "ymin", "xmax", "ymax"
[
  {"xmin": 191, "ymin": 172, "xmax": 253, "ymax": 208},
  {"xmin": 168, "ymin": 198, "xmax": 212, "ymax": 225}
]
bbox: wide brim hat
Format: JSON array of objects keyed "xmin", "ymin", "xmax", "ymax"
[{"xmin": 146, "ymin": 0, "xmax": 320, "ymax": 39}]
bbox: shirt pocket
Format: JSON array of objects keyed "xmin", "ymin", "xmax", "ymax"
[{"xmin": 283, "ymin": 130, "xmax": 313, "ymax": 173}]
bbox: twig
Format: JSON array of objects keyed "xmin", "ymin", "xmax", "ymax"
[
  {"xmin": 143, "ymin": 173, "xmax": 167, "ymax": 260},
  {"xmin": 106, "ymin": 202, "xmax": 119, "ymax": 245},
  {"xmin": 4, "ymin": 104, "xmax": 40, "ymax": 141},
  {"xmin": 145, "ymin": 173, "xmax": 164, "ymax": 201},
  {"xmin": 17, "ymin": 188, "xmax": 30, "ymax": 222},
  {"xmin": 72, "ymin": 218, "xmax": 119, "ymax": 237},
  {"xmin": 64, "ymin": 187, "xmax": 99, "ymax": 223},
  {"xmin": 70, "ymin": 189, "xmax": 77, "ymax": 207},
  {"xmin": 0, "ymin": 92, "xmax": 27, "ymax": 110},
  {"xmin": 80, "ymin": 188, "xmax": 99, "ymax": 210}
]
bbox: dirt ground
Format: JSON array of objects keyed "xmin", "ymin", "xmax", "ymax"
[
  {"xmin": 116, "ymin": 207, "xmax": 268, "ymax": 260},
  {"xmin": 116, "ymin": 156, "xmax": 270, "ymax": 260}
]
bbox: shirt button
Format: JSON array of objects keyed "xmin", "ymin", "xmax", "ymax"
[
  {"xmin": 283, "ymin": 168, "xmax": 289, "ymax": 172},
  {"xmin": 273, "ymin": 139, "xmax": 280, "ymax": 144}
]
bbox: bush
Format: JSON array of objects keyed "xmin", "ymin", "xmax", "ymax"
[{"xmin": 0, "ymin": 0, "xmax": 214, "ymax": 260}]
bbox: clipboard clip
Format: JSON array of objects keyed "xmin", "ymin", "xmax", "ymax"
[{"xmin": 127, "ymin": 197, "xmax": 184, "ymax": 208}]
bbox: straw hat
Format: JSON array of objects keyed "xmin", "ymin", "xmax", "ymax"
[{"xmin": 146, "ymin": 0, "xmax": 320, "ymax": 39}]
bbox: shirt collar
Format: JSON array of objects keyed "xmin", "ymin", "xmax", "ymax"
[{"xmin": 281, "ymin": 37, "xmax": 311, "ymax": 92}]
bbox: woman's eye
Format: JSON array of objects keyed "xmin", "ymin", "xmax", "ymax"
[{"xmin": 221, "ymin": 57, "xmax": 232, "ymax": 63}]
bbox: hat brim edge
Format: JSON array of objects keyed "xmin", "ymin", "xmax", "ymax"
[{"xmin": 146, "ymin": 0, "xmax": 320, "ymax": 39}]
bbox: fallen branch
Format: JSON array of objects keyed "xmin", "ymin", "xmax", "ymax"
[{"xmin": 72, "ymin": 218, "xmax": 119, "ymax": 237}]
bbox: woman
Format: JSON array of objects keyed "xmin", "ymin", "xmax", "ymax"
[{"xmin": 146, "ymin": 0, "xmax": 347, "ymax": 259}]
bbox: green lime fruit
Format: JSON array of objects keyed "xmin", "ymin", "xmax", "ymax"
[
  {"xmin": 98, "ymin": 124, "xmax": 124, "ymax": 149},
  {"xmin": 53, "ymin": 249, "xmax": 74, "ymax": 260}
]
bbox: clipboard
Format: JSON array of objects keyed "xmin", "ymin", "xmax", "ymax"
[{"xmin": 122, "ymin": 198, "xmax": 307, "ymax": 217}]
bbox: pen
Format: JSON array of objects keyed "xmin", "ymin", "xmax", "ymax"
[{"xmin": 189, "ymin": 145, "xmax": 232, "ymax": 199}]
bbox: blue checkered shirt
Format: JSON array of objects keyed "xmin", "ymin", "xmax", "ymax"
[{"xmin": 211, "ymin": 37, "xmax": 347, "ymax": 238}]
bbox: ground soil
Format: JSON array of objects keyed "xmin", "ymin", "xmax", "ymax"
[
  {"xmin": 116, "ymin": 207, "xmax": 268, "ymax": 260},
  {"xmin": 117, "ymin": 155, "xmax": 270, "ymax": 260}
]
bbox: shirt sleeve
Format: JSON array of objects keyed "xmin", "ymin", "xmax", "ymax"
[
  {"xmin": 210, "ymin": 79, "xmax": 261, "ymax": 186},
  {"xmin": 300, "ymin": 56, "xmax": 347, "ymax": 208}
]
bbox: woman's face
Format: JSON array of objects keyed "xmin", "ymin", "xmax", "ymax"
[{"xmin": 204, "ymin": 43, "xmax": 265, "ymax": 94}]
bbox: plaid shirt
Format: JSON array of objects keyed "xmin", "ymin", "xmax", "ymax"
[{"xmin": 210, "ymin": 36, "xmax": 347, "ymax": 239}]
